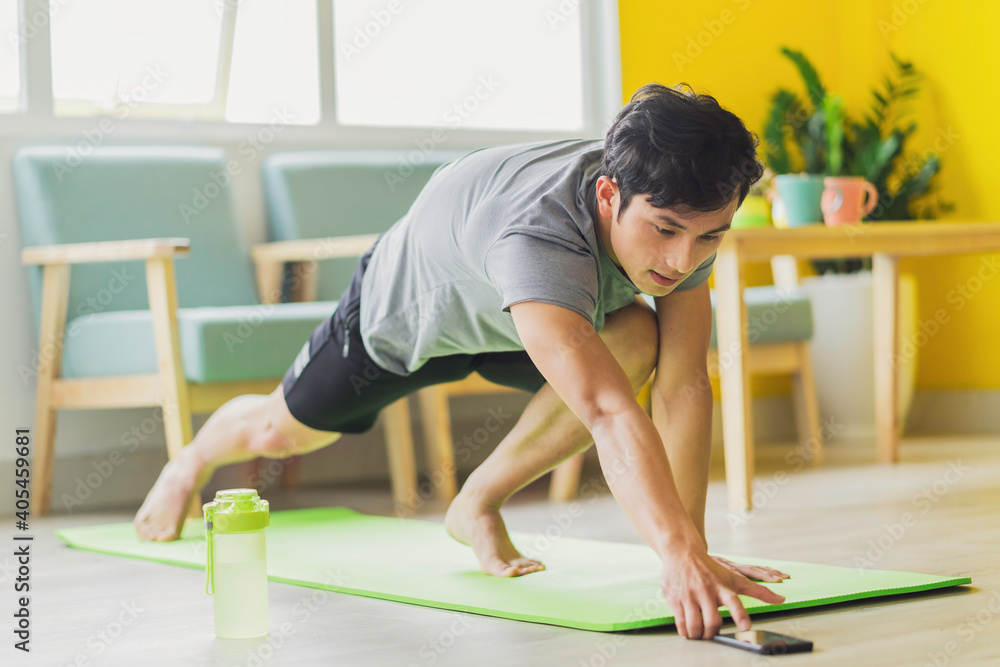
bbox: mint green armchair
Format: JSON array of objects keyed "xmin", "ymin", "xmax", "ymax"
[{"xmin": 13, "ymin": 146, "xmax": 359, "ymax": 515}]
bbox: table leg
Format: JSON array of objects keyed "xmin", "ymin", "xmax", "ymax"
[
  {"xmin": 872, "ymin": 253, "xmax": 901, "ymax": 463},
  {"xmin": 714, "ymin": 250, "xmax": 755, "ymax": 511}
]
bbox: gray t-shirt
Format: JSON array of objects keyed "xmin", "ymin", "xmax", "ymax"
[{"xmin": 359, "ymin": 138, "xmax": 715, "ymax": 375}]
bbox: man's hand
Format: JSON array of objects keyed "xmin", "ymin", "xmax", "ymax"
[
  {"xmin": 661, "ymin": 542, "xmax": 786, "ymax": 640},
  {"xmin": 713, "ymin": 556, "xmax": 790, "ymax": 583}
]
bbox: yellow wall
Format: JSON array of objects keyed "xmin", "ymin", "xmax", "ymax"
[{"xmin": 619, "ymin": 0, "xmax": 1000, "ymax": 394}]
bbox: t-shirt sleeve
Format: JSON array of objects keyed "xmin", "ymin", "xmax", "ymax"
[
  {"xmin": 483, "ymin": 229, "xmax": 598, "ymax": 325},
  {"xmin": 672, "ymin": 252, "xmax": 716, "ymax": 292}
]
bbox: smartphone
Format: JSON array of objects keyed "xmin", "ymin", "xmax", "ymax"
[{"xmin": 712, "ymin": 630, "xmax": 813, "ymax": 655}]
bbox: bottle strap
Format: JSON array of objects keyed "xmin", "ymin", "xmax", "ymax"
[{"xmin": 204, "ymin": 518, "xmax": 215, "ymax": 596}]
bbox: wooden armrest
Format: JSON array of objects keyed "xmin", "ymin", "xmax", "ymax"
[
  {"xmin": 22, "ymin": 238, "xmax": 191, "ymax": 266},
  {"xmin": 250, "ymin": 233, "xmax": 380, "ymax": 264}
]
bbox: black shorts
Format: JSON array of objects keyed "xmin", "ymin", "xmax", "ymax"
[{"xmin": 281, "ymin": 238, "xmax": 547, "ymax": 433}]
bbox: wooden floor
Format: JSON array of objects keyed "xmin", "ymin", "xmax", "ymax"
[{"xmin": 14, "ymin": 434, "xmax": 1000, "ymax": 666}]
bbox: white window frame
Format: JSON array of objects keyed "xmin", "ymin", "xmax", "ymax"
[{"xmin": 3, "ymin": 0, "xmax": 622, "ymax": 148}]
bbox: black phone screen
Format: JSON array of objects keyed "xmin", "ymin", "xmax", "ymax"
[{"xmin": 713, "ymin": 630, "xmax": 813, "ymax": 654}]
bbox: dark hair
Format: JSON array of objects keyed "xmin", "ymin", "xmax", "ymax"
[{"xmin": 602, "ymin": 83, "xmax": 764, "ymax": 214}]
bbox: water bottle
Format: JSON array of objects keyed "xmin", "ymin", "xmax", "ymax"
[{"xmin": 203, "ymin": 488, "xmax": 270, "ymax": 638}]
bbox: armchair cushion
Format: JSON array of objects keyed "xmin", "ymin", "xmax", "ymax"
[
  {"xmin": 642, "ymin": 285, "xmax": 813, "ymax": 347},
  {"xmin": 61, "ymin": 301, "xmax": 338, "ymax": 383}
]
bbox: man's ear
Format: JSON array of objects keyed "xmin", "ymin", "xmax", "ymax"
[{"xmin": 596, "ymin": 176, "xmax": 618, "ymax": 218}]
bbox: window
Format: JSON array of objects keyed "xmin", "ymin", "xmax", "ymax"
[
  {"xmin": 333, "ymin": 0, "xmax": 586, "ymax": 132},
  {"xmin": 49, "ymin": 0, "xmax": 319, "ymax": 124},
  {"xmin": 225, "ymin": 0, "xmax": 319, "ymax": 125},
  {"xmin": 0, "ymin": 0, "xmax": 20, "ymax": 113}
]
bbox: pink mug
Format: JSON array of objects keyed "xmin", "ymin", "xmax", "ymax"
[{"xmin": 821, "ymin": 176, "xmax": 879, "ymax": 226}]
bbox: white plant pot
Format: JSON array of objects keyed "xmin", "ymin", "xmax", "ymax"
[{"xmin": 797, "ymin": 271, "xmax": 918, "ymax": 440}]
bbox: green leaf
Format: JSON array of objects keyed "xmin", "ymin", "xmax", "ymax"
[
  {"xmin": 824, "ymin": 94, "xmax": 845, "ymax": 175},
  {"xmin": 763, "ymin": 89, "xmax": 798, "ymax": 173},
  {"xmin": 780, "ymin": 47, "xmax": 826, "ymax": 107}
]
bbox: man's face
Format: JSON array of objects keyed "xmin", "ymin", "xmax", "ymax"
[{"xmin": 594, "ymin": 176, "xmax": 737, "ymax": 296}]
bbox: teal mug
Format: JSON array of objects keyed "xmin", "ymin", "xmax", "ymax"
[{"xmin": 774, "ymin": 174, "xmax": 825, "ymax": 227}]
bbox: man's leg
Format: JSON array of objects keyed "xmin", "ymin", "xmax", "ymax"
[
  {"xmin": 445, "ymin": 299, "xmax": 658, "ymax": 576},
  {"xmin": 134, "ymin": 384, "xmax": 341, "ymax": 541}
]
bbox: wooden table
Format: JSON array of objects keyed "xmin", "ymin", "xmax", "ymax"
[{"xmin": 714, "ymin": 221, "xmax": 1000, "ymax": 511}]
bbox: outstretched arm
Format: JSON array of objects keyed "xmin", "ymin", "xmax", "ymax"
[
  {"xmin": 651, "ymin": 282, "xmax": 715, "ymax": 543},
  {"xmin": 509, "ymin": 300, "xmax": 784, "ymax": 639},
  {"xmin": 652, "ymin": 282, "xmax": 790, "ymax": 584}
]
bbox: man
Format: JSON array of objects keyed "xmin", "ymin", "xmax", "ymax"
[{"xmin": 135, "ymin": 83, "xmax": 788, "ymax": 640}]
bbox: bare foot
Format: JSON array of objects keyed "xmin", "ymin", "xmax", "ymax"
[
  {"xmin": 133, "ymin": 456, "xmax": 200, "ymax": 542},
  {"xmin": 445, "ymin": 493, "xmax": 545, "ymax": 577}
]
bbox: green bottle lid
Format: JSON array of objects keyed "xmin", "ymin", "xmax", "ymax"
[
  {"xmin": 203, "ymin": 489, "xmax": 270, "ymax": 596},
  {"xmin": 203, "ymin": 488, "xmax": 270, "ymax": 533}
]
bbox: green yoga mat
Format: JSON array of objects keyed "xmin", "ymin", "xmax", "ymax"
[{"xmin": 56, "ymin": 507, "xmax": 970, "ymax": 632}]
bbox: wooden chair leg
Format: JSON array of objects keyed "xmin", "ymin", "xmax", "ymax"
[
  {"xmin": 241, "ymin": 456, "xmax": 301, "ymax": 492},
  {"xmin": 32, "ymin": 264, "xmax": 71, "ymax": 516},
  {"xmin": 32, "ymin": 390, "xmax": 59, "ymax": 517},
  {"xmin": 239, "ymin": 459, "xmax": 260, "ymax": 488},
  {"xmin": 146, "ymin": 257, "xmax": 196, "ymax": 518},
  {"xmin": 714, "ymin": 250, "xmax": 755, "ymax": 513},
  {"xmin": 549, "ymin": 453, "xmax": 586, "ymax": 501},
  {"xmin": 417, "ymin": 387, "xmax": 458, "ymax": 501},
  {"xmin": 280, "ymin": 456, "xmax": 302, "ymax": 491},
  {"xmin": 382, "ymin": 398, "xmax": 418, "ymax": 510},
  {"xmin": 792, "ymin": 342, "xmax": 824, "ymax": 465}
]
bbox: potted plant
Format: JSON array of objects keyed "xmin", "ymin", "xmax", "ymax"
[{"xmin": 760, "ymin": 48, "xmax": 952, "ymax": 439}]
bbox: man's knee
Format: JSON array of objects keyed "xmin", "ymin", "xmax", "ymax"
[{"xmin": 245, "ymin": 391, "xmax": 340, "ymax": 458}]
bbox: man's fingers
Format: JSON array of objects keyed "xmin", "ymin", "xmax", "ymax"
[
  {"xmin": 683, "ymin": 600, "xmax": 703, "ymax": 640},
  {"xmin": 739, "ymin": 579, "xmax": 786, "ymax": 605},
  {"xmin": 759, "ymin": 566, "xmax": 790, "ymax": 580},
  {"xmin": 701, "ymin": 600, "xmax": 723, "ymax": 639},
  {"xmin": 722, "ymin": 590, "xmax": 752, "ymax": 631},
  {"xmin": 673, "ymin": 603, "xmax": 688, "ymax": 639},
  {"xmin": 748, "ymin": 566, "xmax": 787, "ymax": 583}
]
